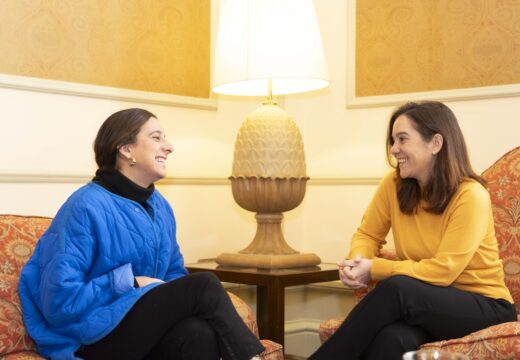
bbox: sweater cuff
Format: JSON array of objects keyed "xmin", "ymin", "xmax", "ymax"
[
  {"xmin": 348, "ymin": 246, "xmax": 376, "ymax": 259},
  {"xmin": 371, "ymin": 257, "xmax": 394, "ymax": 280},
  {"xmin": 111, "ymin": 263, "xmax": 134, "ymax": 295}
]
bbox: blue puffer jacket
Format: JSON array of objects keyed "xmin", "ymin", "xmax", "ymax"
[{"xmin": 19, "ymin": 183, "xmax": 188, "ymax": 359}]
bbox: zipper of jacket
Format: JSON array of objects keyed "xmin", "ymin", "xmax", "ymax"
[{"xmin": 135, "ymin": 200, "xmax": 161, "ymax": 278}]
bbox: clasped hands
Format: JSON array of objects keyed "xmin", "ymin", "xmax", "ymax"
[{"xmin": 337, "ymin": 255, "xmax": 372, "ymax": 289}]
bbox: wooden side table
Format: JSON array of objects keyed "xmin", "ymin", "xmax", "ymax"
[{"xmin": 185, "ymin": 261, "xmax": 340, "ymax": 347}]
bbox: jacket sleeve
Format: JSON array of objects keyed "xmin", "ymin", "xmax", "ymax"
[
  {"xmin": 371, "ymin": 184, "xmax": 491, "ymax": 285},
  {"xmin": 163, "ymin": 208, "xmax": 188, "ymax": 281},
  {"xmin": 38, "ymin": 207, "xmax": 133, "ymax": 327},
  {"xmin": 348, "ymin": 173, "xmax": 393, "ymax": 259}
]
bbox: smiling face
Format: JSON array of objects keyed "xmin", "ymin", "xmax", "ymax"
[
  {"xmin": 390, "ymin": 115, "xmax": 440, "ymax": 188},
  {"xmin": 118, "ymin": 117, "xmax": 173, "ymax": 187}
]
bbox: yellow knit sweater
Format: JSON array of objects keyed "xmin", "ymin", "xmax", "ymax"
[{"xmin": 349, "ymin": 171, "xmax": 513, "ymax": 303}]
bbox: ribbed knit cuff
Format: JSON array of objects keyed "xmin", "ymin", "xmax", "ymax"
[{"xmin": 371, "ymin": 257, "xmax": 394, "ymax": 280}]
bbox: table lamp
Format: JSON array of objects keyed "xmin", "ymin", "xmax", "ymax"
[{"xmin": 212, "ymin": 0, "xmax": 329, "ymax": 269}]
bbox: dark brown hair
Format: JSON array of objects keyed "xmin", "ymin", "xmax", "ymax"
[
  {"xmin": 94, "ymin": 108, "xmax": 156, "ymax": 170},
  {"xmin": 386, "ymin": 101, "xmax": 484, "ymax": 214}
]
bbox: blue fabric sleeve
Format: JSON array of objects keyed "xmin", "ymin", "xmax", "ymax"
[
  {"xmin": 40, "ymin": 253, "xmax": 119, "ymax": 327},
  {"xmin": 38, "ymin": 206, "xmax": 127, "ymax": 327},
  {"xmin": 163, "ymin": 210, "xmax": 188, "ymax": 281},
  {"xmin": 110, "ymin": 263, "xmax": 134, "ymax": 295}
]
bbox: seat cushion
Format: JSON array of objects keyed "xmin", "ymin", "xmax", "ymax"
[
  {"xmin": 227, "ymin": 291, "xmax": 260, "ymax": 338},
  {"xmin": 318, "ymin": 318, "xmax": 343, "ymax": 344},
  {"xmin": 259, "ymin": 339, "xmax": 284, "ymax": 360},
  {"xmin": 420, "ymin": 321, "xmax": 520, "ymax": 360}
]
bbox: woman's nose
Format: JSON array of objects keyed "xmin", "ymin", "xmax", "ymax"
[
  {"xmin": 164, "ymin": 140, "xmax": 174, "ymax": 154},
  {"xmin": 390, "ymin": 143, "xmax": 399, "ymax": 155}
]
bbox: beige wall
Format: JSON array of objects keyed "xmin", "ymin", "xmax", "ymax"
[{"xmin": 1, "ymin": 0, "xmax": 519, "ymax": 357}]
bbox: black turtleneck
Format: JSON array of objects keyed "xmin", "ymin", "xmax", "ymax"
[{"xmin": 93, "ymin": 168, "xmax": 155, "ymax": 209}]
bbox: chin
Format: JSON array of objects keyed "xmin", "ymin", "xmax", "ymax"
[{"xmin": 155, "ymin": 171, "xmax": 167, "ymax": 181}]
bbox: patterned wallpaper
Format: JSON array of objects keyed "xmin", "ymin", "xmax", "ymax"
[
  {"xmin": 356, "ymin": 0, "xmax": 520, "ymax": 97},
  {"xmin": 0, "ymin": 0, "xmax": 210, "ymax": 98}
]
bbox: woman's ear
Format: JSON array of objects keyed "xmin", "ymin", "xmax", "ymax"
[
  {"xmin": 432, "ymin": 133, "xmax": 443, "ymax": 155},
  {"xmin": 118, "ymin": 144, "xmax": 132, "ymax": 158}
]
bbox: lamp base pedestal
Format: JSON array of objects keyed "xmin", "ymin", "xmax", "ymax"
[{"xmin": 216, "ymin": 252, "xmax": 321, "ymax": 269}]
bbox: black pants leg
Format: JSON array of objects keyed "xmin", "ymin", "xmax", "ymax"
[
  {"xmin": 309, "ymin": 275, "xmax": 516, "ymax": 360},
  {"xmin": 362, "ymin": 322, "xmax": 432, "ymax": 360},
  {"xmin": 76, "ymin": 272, "xmax": 264, "ymax": 360},
  {"xmin": 145, "ymin": 317, "xmax": 219, "ymax": 360}
]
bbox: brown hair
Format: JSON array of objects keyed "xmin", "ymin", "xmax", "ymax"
[
  {"xmin": 94, "ymin": 108, "xmax": 156, "ymax": 170},
  {"xmin": 386, "ymin": 101, "xmax": 484, "ymax": 214}
]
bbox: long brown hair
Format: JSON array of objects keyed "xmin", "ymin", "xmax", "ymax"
[
  {"xmin": 94, "ymin": 108, "xmax": 156, "ymax": 170},
  {"xmin": 386, "ymin": 101, "xmax": 484, "ymax": 214}
]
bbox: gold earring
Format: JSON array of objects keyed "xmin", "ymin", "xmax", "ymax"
[{"xmin": 129, "ymin": 156, "xmax": 136, "ymax": 166}]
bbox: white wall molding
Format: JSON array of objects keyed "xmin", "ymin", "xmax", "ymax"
[
  {"xmin": 345, "ymin": 0, "xmax": 520, "ymax": 109},
  {"xmin": 285, "ymin": 318, "xmax": 323, "ymax": 335},
  {"xmin": 0, "ymin": 171, "xmax": 381, "ymax": 186},
  {"xmin": 0, "ymin": 74, "xmax": 217, "ymax": 111}
]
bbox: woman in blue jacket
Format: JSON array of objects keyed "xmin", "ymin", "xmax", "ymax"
[{"xmin": 19, "ymin": 108, "xmax": 264, "ymax": 360}]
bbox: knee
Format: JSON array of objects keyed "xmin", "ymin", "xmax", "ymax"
[
  {"xmin": 377, "ymin": 275, "xmax": 421, "ymax": 294},
  {"xmin": 189, "ymin": 272, "xmax": 226, "ymax": 298},
  {"xmin": 190, "ymin": 272, "xmax": 222, "ymax": 289}
]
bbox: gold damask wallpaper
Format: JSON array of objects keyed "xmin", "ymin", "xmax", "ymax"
[
  {"xmin": 356, "ymin": 0, "xmax": 520, "ymax": 97},
  {"xmin": 0, "ymin": 0, "xmax": 209, "ymax": 98}
]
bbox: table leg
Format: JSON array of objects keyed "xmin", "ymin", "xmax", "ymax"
[{"xmin": 256, "ymin": 279, "xmax": 285, "ymax": 347}]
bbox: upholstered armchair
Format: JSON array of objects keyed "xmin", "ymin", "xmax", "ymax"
[
  {"xmin": 0, "ymin": 215, "xmax": 283, "ymax": 359},
  {"xmin": 319, "ymin": 146, "xmax": 520, "ymax": 359}
]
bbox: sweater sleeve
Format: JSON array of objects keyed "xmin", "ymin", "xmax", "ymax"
[
  {"xmin": 348, "ymin": 173, "xmax": 393, "ymax": 259},
  {"xmin": 371, "ymin": 183, "xmax": 491, "ymax": 285}
]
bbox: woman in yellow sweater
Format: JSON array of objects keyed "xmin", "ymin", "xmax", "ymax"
[{"xmin": 309, "ymin": 101, "xmax": 515, "ymax": 360}]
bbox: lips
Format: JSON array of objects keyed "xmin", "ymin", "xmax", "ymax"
[{"xmin": 156, "ymin": 156, "xmax": 167, "ymax": 163}]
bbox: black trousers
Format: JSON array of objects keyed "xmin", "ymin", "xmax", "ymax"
[
  {"xmin": 309, "ymin": 275, "xmax": 516, "ymax": 360},
  {"xmin": 76, "ymin": 272, "xmax": 264, "ymax": 360}
]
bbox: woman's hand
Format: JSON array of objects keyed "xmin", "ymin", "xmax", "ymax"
[
  {"xmin": 337, "ymin": 256, "xmax": 372, "ymax": 289},
  {"xmin": 135, "ymin": 276, "xmax": 164, "ymax": 287}
]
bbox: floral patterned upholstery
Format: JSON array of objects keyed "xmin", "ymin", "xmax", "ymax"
[
  {"xmin": 0, "ymin": 215, "xmax": 284, "ymax": 360},
  {"xmin": 318, "ymin": 146, "xmax": 520, "ymax": 360},
  {"xmin": 228, "ymin": 291, "xmax": 284, "ymax": 359},
  {"xmin": 0, "ymin": 215, "xmax": 50, "ymax": 359}
]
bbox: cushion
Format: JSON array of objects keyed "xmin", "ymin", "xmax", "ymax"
[
  {"xmin": 0, "ymin": 215, "xmax": 52, "ymax": 277},
  {"xmin": 319, "ymin": 318, "xmax": 343, "ymax": 344},
  {"xmin": 0, "ymin": 274, "xmax": 37, "ymax": 356},
  {"xmin": 421, "ymin": 321, "xmax": 520, "ymax": 360},
  {"xmin": 227, "ymin": 291, "xmax": 260, "ymax": 338},
  {"xmin": 258, "ymin": 339, "xmax": 284, "ymax": 360}
]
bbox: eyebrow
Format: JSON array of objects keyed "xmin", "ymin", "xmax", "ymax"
[
  {"xmin": 393, "ymin": 131, "xmax": 409, "ymax": 137},
  {"xmin": 148, "ymin": 130, "xmax": 164, "ymax": 136}
]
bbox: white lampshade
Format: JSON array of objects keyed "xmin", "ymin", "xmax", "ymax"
[{"xmin": 212, "ymin": 0, "xmax": 329, "ymax": 96}]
